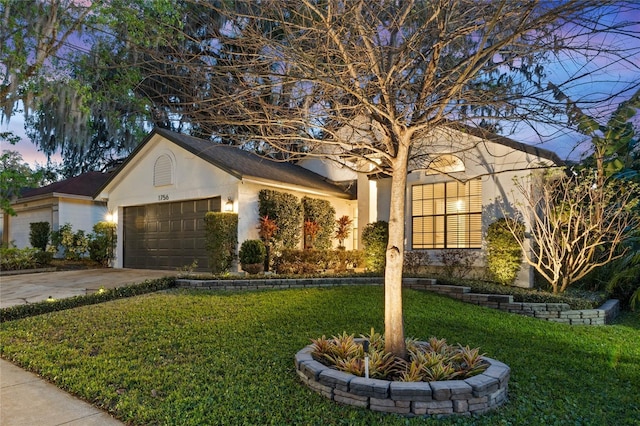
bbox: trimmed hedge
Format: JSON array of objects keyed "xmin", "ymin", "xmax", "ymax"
[
  {"xmin": 273, "ymin": 249, "xmax": 364, "ymax": 274},
  {"xmin": 302, "ymin": 196, "xmax": 336, "ymax": 250},
  {"xmin": 204, "ymin": 212, "xmax": 238, "ymax": 273},
  {"xmin": 29, "ymin": 221, "xmax": 50, "ymax": 251},
  {"xmin": 486, "ymin": 218, "xmax": 524, "ymax": 285},
  {"xmin": 361, "ymin": 221, "xmax": 389, "ymax": 272},
  {"xmin": 1, "ymin": 277, "xmax": 176, "ymax": 322},
  {"xmin": 258, "ymin": 189, "xmax": 302, "ymax": 248}
]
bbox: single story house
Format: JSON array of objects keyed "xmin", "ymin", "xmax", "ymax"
[
  {"xmin": 2, "ymin": 171, "xmax": 112, "ymax": 248},
  {"xmin": 95, "ymin": 128, "xmax": 357, "ymax": 271},
  {"xmin": 7, "ymin": 125, "xmax": 561, "ymax": 287}
]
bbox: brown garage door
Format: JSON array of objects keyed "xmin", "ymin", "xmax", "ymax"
[{"xmin": 123, "ymin": 197, "xmax": 221, "ymax": 271}]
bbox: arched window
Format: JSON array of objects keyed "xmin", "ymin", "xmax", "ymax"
[
  {"xmin": 154, "ymin": 154, "xmax": 174, "ymax": 186},
  {"xmin": 426, "ymin": 155, "xmax": 465, "ymax": 175}
]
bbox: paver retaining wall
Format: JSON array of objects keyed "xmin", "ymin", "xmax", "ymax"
[
  {"xmin": 176, "ymin": 277, "xmax": 619, "ymax": 325},
  {"xmin": 294, "ymin": 343, "xmax": 510, "ymax": 417}
]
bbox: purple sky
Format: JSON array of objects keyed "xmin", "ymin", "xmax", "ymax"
[{"xmin": 3, "ymin": 6, "xmax": 639, "ymax": 168}]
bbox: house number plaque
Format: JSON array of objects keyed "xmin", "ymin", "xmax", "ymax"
[{"xmin": 158, "ymin": 194, "xmax": 169, "ymax": 201}]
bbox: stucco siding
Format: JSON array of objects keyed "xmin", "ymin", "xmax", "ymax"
[
  {"xmin": 57, "ymin": 199, "xmax": 108, "ymax": 234},
  {"xmin": 102, "ymin": 135, "xmax": 240, "ymax": 210},
  {"xmin": 238, "ymin": 181, "xmax": 358, "ymax": 251},
  {"xmin": 6, "ymin": 206, "xmax": 53, "ymax": 249}
]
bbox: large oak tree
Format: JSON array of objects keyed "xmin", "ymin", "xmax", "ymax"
[{"xmin": 132, "ymin": 0, "xmax": 640, "ymax": 357}]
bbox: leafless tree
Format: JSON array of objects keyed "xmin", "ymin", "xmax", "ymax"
[
  {"xmin": 135, "ymin": 0, "xmax": 640, "ymax": 357},
  {"xmin": 506, "ymin": 168, "xmax": 638, "ymax": 294}
]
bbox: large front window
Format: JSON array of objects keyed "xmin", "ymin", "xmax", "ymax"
[{"xmin": 412, "ymin": 180, "xmax": 482, "ymax": 249}]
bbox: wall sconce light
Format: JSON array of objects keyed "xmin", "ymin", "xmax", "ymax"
[
  {"xmin": 105, "ymin": 211, "xmax": 117, "ymax": 224},
  {"xmin": 224, "ymin": 197, "xmax": 234, "ymax": 212}
]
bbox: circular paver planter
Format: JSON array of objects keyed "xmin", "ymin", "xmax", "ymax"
[{"xmin": 294, "ymin": 343, "xmax": 510, "ymax": 417}]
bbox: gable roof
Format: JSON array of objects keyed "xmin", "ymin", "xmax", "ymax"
[
  {"xmin": 18, "ymin": 171, "xmax": 112, "ymax": 201},
  {"xmin": 446, "ymin": 122, "xmax": 564, "ymax": 165},
  {"xmin": 100, "ymin": 128, "xmax": 355, "ymax": 199}
]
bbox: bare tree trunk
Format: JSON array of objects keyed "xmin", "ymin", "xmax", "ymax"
[{"xmin": 384, "ymin": 139, "xmax": 409, "ymax": 359}]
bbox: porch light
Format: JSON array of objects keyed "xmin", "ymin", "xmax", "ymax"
[
  {"xmin": 105, "ymin": 212, "xmax": 117, "ymax": 224},
  {"xmin": 225, "ymin": 197, "xmax": 234, "ymax": 212}
]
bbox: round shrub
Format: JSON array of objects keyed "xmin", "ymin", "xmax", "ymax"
[
  {"xmin": 239, "ymin": 240, "xmax": 266, "ymax": 274},
  {"xmin": 486, "ymin": 218, "xmax": 524, "ymax": 285},
  {"xmin": 361, "ymin": 221, "xmax": 389, "ymax": 273}
]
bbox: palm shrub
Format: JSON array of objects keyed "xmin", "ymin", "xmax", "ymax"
[
  {"xmin": 334, "ymin": 215, "xmax": 353, "ymax": 249},
  {"xmin": 29, "ymin": 222, "xmax": 50, "ymax": 250},
  {"xmin": 239, "ymin": 239, "xmax": 266, "ymax": 274},
  {"xmin": 204, "ymin": 212, "xmax": 238, "ymax": 274},
  {"xmin": 258, "ymin": 215, "xmax": 278, "ymax": 271},
  {"xmin": 607, "ymin": 245, "xmax": 640, "ymax": 310},
  {"xmin": 361, "ymin": 221, "xmax": 388, "ymax": 273},
  {"xmin": 486, "ymin": 218, "xmax": 524, "ymax": 285}
]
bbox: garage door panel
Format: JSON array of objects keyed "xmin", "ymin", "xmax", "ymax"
[{"xmin": 124, "ymin": 197, "xmax": 220, "ymax": 271}]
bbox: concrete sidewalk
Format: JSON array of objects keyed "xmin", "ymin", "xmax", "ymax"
[
  {"xmin": 0, "ymin": 268, "xmax": 178, "ymax": 425},
  {"xmin": 0, "ymin": 359, "xmax": 124, "ymax": 425}
]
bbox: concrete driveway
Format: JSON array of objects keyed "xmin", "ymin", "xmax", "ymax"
[{"xmin": 0, "ymin": 269, "xmax": 178, "ymax": 309}]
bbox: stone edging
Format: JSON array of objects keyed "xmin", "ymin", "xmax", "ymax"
[
  {"xmin": 176, "ymin": 277, "xmax": 619, "ymax": 325},
  {"xmin": 294, "ymin": 343, "xmax": 509, "ymax": 417}
]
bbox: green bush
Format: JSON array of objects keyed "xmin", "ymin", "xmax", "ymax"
[
  {"xmin": 50, "ymin": 223, "xmax": 89, "ymax": 260},
  {"xmin": 486, "ymin": 218, "xmax": 524, "ymax": 285},
  {"xmin": 0, "ymin": 247, "xmax": 39, "ymax": 270},
  {"xmin": 273, "ymin": 249, "xmax": 336, "ymax": 274},
  {"xmin": 302, "ymin": 197, "xmax": 336, "ymax": 250},
  {"xmin": 606, "ymin": 249, "xmax": 640, "ymax": 310},
  {"xmin": 403, "ymin": 250, "xmax": 431, "ymax": 275},
  {"xmin": 239, "ymin": 240, "xmax": 267, "ymax": 273},
  {"xmin": 204, "ymin": 212, "xmax": 238, "ymax": 274},
  {"xmin": 33, "ymin": 249, "xmax": 54, "ymax": 267},
  {"xmin": 336, "ymin": 249, "xmax": 365, "ymax": 272},
  {"xmin": 258, "ymin": 189, "xmax": 302, "ymax": 249},
  {"xmin": 361, "ymin": 221, "xmax": 388, "ymax": 273},
  {"xmin": 88, "ymin": 221, "xmax": 117, "ymax": 266},
  {"xmin": 437, "ymin": 249, "xmax": 480, "ymax": 280},
  {"xmin": 29, "ymin": 222, "xmax": 50, "ymax": 250}
]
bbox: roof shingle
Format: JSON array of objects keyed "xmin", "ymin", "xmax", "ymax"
[{"xmin": 19, "ymin": 171, "xmax": 112, "ymax": 199}]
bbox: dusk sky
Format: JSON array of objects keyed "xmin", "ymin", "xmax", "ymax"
[{"xmin": 3, "ymin": 5, "xmax": 639, "ymax": 168}]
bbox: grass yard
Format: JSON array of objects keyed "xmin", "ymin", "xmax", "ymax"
[{"xmin": 1, "ymin": 286, "xmax": 639, "ymax": 425}]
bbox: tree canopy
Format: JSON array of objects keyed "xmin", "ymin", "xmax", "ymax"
[{"xmin": 131, "ymin": 0, "xmax": 639, "ymax": 357}]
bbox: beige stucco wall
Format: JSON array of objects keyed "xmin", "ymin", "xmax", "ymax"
[
  {"xmin": 360, "ymin": 128, "xmax": 555, "ymax": 288},
  {"xmin": 100, "ymin": 133, "xmax": 358, "ymax": 269},
  {"xmin": 7, "ymin": 196, "xmax": 105, "ymax": 250}
]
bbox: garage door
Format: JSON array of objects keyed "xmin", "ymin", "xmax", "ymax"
[{"xmin": 123, "ymin": 197, "xmax": 221, "ymax": 271}]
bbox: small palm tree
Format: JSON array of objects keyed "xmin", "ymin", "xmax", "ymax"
[{"xmin": 334, "ymin": 215, "xmax": 353, "ymax": 249}]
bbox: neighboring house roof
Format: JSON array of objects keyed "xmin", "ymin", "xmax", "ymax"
[
  {"xmin": 99, "ymin": 127, "xmax": 356, "ymax": 199},
  {"xmin": 17, "ymin": 171, "xmax": 112, "ymax": 201}
]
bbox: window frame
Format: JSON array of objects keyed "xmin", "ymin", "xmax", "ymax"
[{"xmin": 411, "ymin": 179, "xmax": 482, "ymax": 249}]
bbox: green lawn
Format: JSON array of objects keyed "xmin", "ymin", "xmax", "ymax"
[{"xmin": 1, "ymin": 286, "xmax": 639, "ymax": 425}]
